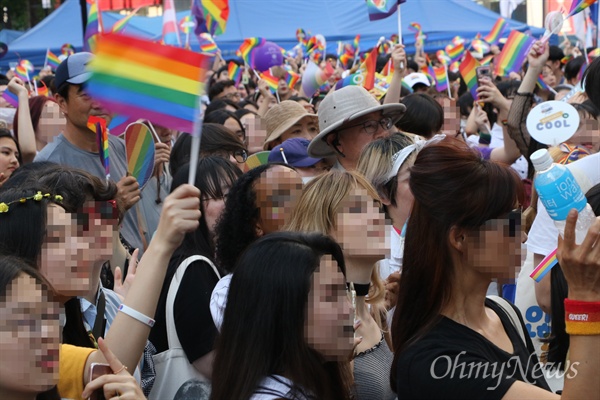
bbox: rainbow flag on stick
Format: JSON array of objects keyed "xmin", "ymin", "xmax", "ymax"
[
  {"xmin": 1, "ymin": 90, "xmax": 19, "ymax": 107},
  {"xmin": 494, "ymin": 31, "xmax": 536, "ymax": 77},
  {"xmin": 483, "ymin": 17, "xmax": 507, "ymax": 45},
  {"xmin": 86, "ymin": 33, "xmax": 211, "ymax": 134},
  {"xmin": 88, "ymin": 115, "xmax": 110, "ymax": 181},
  {"xmin": 459, "ymin": 51, "xmax": 480, "ymax": 99},
  {"xmin": 112, "ymin": 6, "xmax": 142, "ymax": 33},
  {"xmin": 198, "ymin": 33, "xmax": 218, "ymax": 55},
  {"xmin": 359, "ymin": 47, "xmax": 378, "ymax": 90},
  {"xmin": 14, "ymin": 64, "xmax": 30, "ymax": 82},
  {"xmin": 228, "ymin": 61, "xmax": 242, "ymax": 85},
  {"xmin": 567, "ymin": 0, "xmax": 597, "ymax": 17},
  {"xmin": 259, "ymin": 70, "xmax": 280, "ymax": 93},
  {"xmin": 195, "ymin": 0, "xmax": 230, "ymax": 36},
  {"xmin": 285, "ymin": 70, "xmax": 300, "ymax": 89},
  {"xmin": 445, "ymin": 42, "xmax": 465, "ymax": 63},
  {"xmin": 433, "ymin": 66, "xmax": 448, "ymax": 92},
  {"xmin": 536, "ymin": 74, "xmax": 557, "ymax": 94},
  {"xmin": 301, "ymin": 61, "xmax": 334, "ymax": 98},
  {"xmin": 530, "ymin": 248, "xmax": 559, "ymax": 282},
  {"xmin": 45, "ymin": 49, "xmax": 61, "ymax": 70},
  {"xmin": 236, "ymin": 37, "xmax": 266, "ymax": 66},
  {"xmin": 84, "ymin": 0, "xmax": 103, "ymax": 53}
]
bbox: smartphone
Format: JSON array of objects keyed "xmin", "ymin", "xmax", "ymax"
[
  {"xmin": 476, "ymin": 66, "xmax": 493, "ymax": 83},
  {"xmin": 88, "ymin": 363, "xmax": 112, "ymax": 400}
]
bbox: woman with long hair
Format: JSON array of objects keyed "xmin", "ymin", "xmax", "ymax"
[
  {"xmin": 211, "ymin": 232, "xmax": 354, "ymax": 400},
  {"xmin": 0, "ymin": 128, "xmax": 20, "ymax": 187},
  {"xmin": 285, "ymin": 170, "xmax": 394, "ymax": 400},
  {"xmin": 391, "ymin": 137, "xmax": 600, "ymax": 399}
]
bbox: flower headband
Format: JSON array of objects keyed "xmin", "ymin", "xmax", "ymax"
[
  {"xmin": 383, "ymin": 134, "xmax": 446, "ymax": 183},
  {"xmin": 0, "ymin": 191, "xmax": 63, "ymax": 213}
]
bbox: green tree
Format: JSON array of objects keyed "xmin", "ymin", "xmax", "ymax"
[{"xmin": 0, "ymin": 0, "xmax": 57, "ymax": 31}]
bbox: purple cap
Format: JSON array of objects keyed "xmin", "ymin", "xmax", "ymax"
[{"xmin": 268, "ymin": 138, "xmax": 323, "ymax": 168}]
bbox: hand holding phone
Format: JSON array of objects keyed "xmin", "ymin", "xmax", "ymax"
[{"xmin": 89, "ymin": 363, "xmax": 112, "ymax": 400}]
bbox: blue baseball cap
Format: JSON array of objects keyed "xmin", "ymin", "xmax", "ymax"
[
  {"xmin": 55, "ymin": 52, "xmax": 93, "ymax": 89},
  {"xmin": 268, "ymin": 138, "xmax": 323, "ymax": 168}
]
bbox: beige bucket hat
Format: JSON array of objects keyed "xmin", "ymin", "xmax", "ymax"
[
  {"xmin": 307, "ymin": 86, "xmax": 406, "ymax": 158},
  {"xmin": 262, "ymin": 100, "xmax": 318, "ymax": 150}
]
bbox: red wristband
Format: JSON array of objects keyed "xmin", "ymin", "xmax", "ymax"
[{"xmin": 564, "ymin": 299, "xmax": 600, "ymax": 335}]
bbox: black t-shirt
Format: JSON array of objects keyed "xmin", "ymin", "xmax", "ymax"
[
  {"xmin": 149, "ymin": 252, "xmax": 221, "ymax": 363},
  {"xmin": 395, "ymin": 298, "xmax": 551, "ymax": 400}
]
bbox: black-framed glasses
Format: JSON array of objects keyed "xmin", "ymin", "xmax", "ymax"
[
  {"xmin": 338, "ymin": 117, "xmax": 394, "ymax": 135},
  {"xmin": 233, "ymin": 149, "xmax": 248, "ymax": 163}
]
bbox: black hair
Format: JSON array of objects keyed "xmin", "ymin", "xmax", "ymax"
[
  {"xmin": 396, "ymin": 93, "xmax": 444, "ymax": 138},
  {"xmin": 584, "ymin": 57, "xmax": 600, "ymax": 110},
  {"xmin": 204, "ymin": 110, "xmax": 246, "ymax": 143},
  {"xmin": 237, "ymin": 99, "xmax": 258, "ymax": 111},
  {"xmin": 573, "ymin": 100, "xmax": 600, "ymax": 118},
  {"xmin": 234, "ymin": 108, "xmax": 258, "ymax": 120},
  {"xmin": 214, "ymin": 164, "xmax": 273, "ymax": 274},
  {"xmin": 169, "ymin": 123, "xmax": 246, "ymax": 177},
  {"xmin": 548, "ymin": 45, "xmax": 565, "ymax": 62},
  {"xmin": 208, "ymin": 79, "xmax": 236, "ymax": 101},
  {"xmin": 564, "ymin": 57, "xmax": 585, "ymax": 81},
  {"xmin": 457, "ymin": 91, "xmax": 474, "ymax": 118},
  {"xmin": 0, "ymin": 127, "xmax": 21, "ymax": 164},
  {"xmin": 205, "ymin": 98, "xmax": 241, "ymax": 117},
  {"xmin": 211, "ymin": 231, "xmax": 353, "ymax": 400},
  {"xmin": 448, "ymin": 71, "xmax": 460, "ymax": 82},
  {"xmin": 496, "ymin": 80, "xmax": 521, "ymax": 100},
  {"xmin": 406, "ymin": 59, "xmax": 419, "ymax": 73}
]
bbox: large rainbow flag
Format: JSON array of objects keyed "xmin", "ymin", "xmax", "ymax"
[
  {"xmin": 494, "ymin": 31, "xmax": 535, "ymax": 77},
  {"xmin": 86, "ymin": 33, "xmax": 211, "ymax": 134}
]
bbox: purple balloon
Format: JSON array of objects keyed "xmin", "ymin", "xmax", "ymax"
[{"xmin": 251, "ymin": 41, "xmax": 283, "ymax": 72}]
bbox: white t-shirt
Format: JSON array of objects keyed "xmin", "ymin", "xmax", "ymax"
[
  {"xmin": 526, "ymin": 153, "xmax": 600, "ymax": 256},
  {"xmin": 378, "ymin": 225, "xmax": 403, "ymax": 281},
  {"xmin": 490, "ymin": 122, "xmax": 529, "ymax": 179},
  {"xmin": 210, "ymin": 273, "xmax": 232, "ymax": 331}
]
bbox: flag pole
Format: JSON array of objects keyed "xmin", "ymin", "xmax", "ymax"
[
  {"xmin": 188, "ymin": 103, "xmax": 204, "ymax": 185},
  {"xmin": 397, "ymin": 5, "xmax": 404, "ymax": 69},
  {"xmin": 445, "ymin": 64, "xmax": 451, "ymax": 98}
]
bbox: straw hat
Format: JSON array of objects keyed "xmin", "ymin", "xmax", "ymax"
[
  {"xmin": 262, "ymin": 101, "xmax": 318, "ymax": 150},
  {"xmin": 307, "ymin": 86, "xmax": 406, "ymax": 158}
]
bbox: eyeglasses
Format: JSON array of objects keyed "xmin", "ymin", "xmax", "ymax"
[
  {"xmin": 233, "ymin": 149, "xmax": 248, "ymax": 163},
  {"xmin": 75, "ymin": 200, "xmax": 118, "ymax": 232},
  {"xmin": 223, "ymin": 92, "xmax": 241, "ymax": 100},
  {"xmin": 338, "ymin": 117, "xmax": 394, "ymax": 135}
]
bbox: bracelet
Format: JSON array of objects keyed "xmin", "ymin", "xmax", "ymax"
[
  {"xmin": 118, "ymin": 304, "xmax": 155, "ymax": 328},
  {"xmin": 347, "ymin": 282, "xmax": 370, "ymax": 297},
  {"xmin": 564, "ymin": 299, "xmax": 600, "ymax": 335}
]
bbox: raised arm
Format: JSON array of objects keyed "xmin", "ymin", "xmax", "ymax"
[
  {"xmin": 384, "ymin": 44, "xmax": 407, "ymax": 105},
  {"xmin": 8, "ymin": 78, "xmax": 37, "ymax": 164}
]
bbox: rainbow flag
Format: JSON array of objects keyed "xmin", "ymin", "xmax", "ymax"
[
  {"xmin": 530, "ymin": 248, "xmax": 558, "ymax": 282},
  {"xmin": 179, "ymin": 15, "xmax": 193, "ymax": 34},
  {"xmin": 89, "ymin": 115, "xmax": 110, "ymax": 180},
  {"xmin": 401, "ymin": 79, "xmax": 413, "ymax": 93},
  {"xmin": 359, "ymin": 47, "xmax": 378, "ymax": 90},
  {"xmin": 433, "ymin": 66, "xmax": 448, "ymax": 92},
  {"xmin": 195, "ymin": 0, "xmax": 230, "ymax": 36},
  {"xmin": 378, "ymin": 41, "xmax": 391, "ymax": 55},
  {"xmin": 459, "ymin": 51, "xmax": 480, "ymax": 98},
  {"xmin": 296, "ymin": 28, "xmax": 307, "ymax": 43},
  {"xmin": 335, "ymin": 72, "xmax": 365, "ymax": 90},
  {"xmin": 480, "ymin": 55, "xmax": 494, "ymax": 66},
  {"xmin": 471, "ymin": 39, "xmax": 491, "ymax": 55},
  {"xmin": 536, "ymin": 74, "xmax": 551, "ymax": 91},
  {"xmin": 380, "ymin": 58, "xmax": 394, "ymax": 76},
  {"xmin": 61, "ymin": 43, "xmax": 75, "ymax": 56},
  {"xmin": 436, "ymin": 50, "xmax": 451, "ymax": 65},
  {"xmin": 112, "ymin": 6, "xmax": 141, "ymax": 33},
  {"xmin": 483, "ymin": 17, "xmax": 507, "ymax": 45},
  {"xmin": 366, "ymin": 0, "xmax": 405, "ymax": 21},
  {"xmin": 301, "ymin": 61, "xmax": 334, "ymax": 98},
  {"xmin": 37, "ymin": 80, "xmax": 49, "ymax": 97},
  {"xmin": 86, "ymin": 33, "xmax": 211, "ymax": 134},
  {"xmin": 409, "ymin": 22, "xmax": 426, "ymax": 46},
  {"xmin": 1, "ymin": 90, "xmax": 18, "ymax": 107},
  {"xmin": 445, "ymin": 42, "xmax": 465, "ymax": 63},
  {"xmin": 125, "ymin": 122, "xmax": 155, "ymax": 188},
  {"xmin": 420, "ymin": 65, "xmax": 435, "ymax": 85},
  {"xmin": 46, "ymin": 49, "xmax": 61, "ymax": 70},
  {"xmin": 589, "ymin": 48, "xmax": 600, "ymax": 59},
  {"xmin": 568, "ymin": 0, "xmax": 597, "ymax": 16},
  {"xmin": 228, "ymin": 61, "xmax": 242, "ymax": 84},
  {"xmin": 236, "ymin": 37, "xmax": 266, "ymax": 66},
  {"xmin": 84, "ymin": 1, "xmax": 102, "ymax": 53},
  {"xmin": 14, "ymin": 64, "xmax": 30, "ymax": 82},
  {"xmin": 259, "ymin": 70, "xmax": 280, "ymax": 93},
  {"xmin": 285, "ymin": 70, "xmax": 300, "ymax": 89},
  {"xmin": 198, "ymin": 33, "xmax": 218, "ymax": 55},
  {"xmin": 494, "ymin": 31, "xmax": 535, "ymax": 77}
]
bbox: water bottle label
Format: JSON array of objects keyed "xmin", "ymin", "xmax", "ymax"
[{"xmin": 537, "ymin": 175, "xmax": 587, "ymax": 220}]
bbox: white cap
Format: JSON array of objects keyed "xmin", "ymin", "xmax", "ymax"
[
  {"xmin": 531, "ymin": 149, "xmax": 553, "ymax": 172},
  {"xmin": 402, "ymin": 72, "xmax": 431, "ymax": 88}
]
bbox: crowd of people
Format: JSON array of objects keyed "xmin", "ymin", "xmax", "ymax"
[{"xmin": 0, "ymin": 20, "xmax": 599, "ymax": 400}]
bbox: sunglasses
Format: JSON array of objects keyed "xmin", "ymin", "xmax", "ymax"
[{"xmin": 75, "ymin": 200, "xmax": 118, "ymax": 232}]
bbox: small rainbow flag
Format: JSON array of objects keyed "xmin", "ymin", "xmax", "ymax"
[
  {"xmin": 446, "ymin": 42, "xmax": 465, "ymax": 63},
  {"xmin": 1, "ymin": 90, "xmax": 19, "ymax": 107},
  {"xmin": 260, "ymin": 70, "xmax": 280, "ymax": 93},
  {"xmin": 568, "ymin": 0, "xmax": 597, "ymax": 16},
  {"xmin": 530, "ymin": 248, "xmax": 558, "ymax": 282},
  {"xmin": 494, "ymin": 30, "xmax": 536, "ymax": 77},
  {"xmin": 589, "ymin": 48, "xmax": 600, "ymax": 59},
  {"xmin": 459, "ymin": 51, "xmax": 480, "ymax": 98},
  {"xmin": 86, "ymin": 33, "xmax": 211, "ymax": 134},
  {"xmin": 84, "ymin": 1, "xmax": 102, "ymax": 53},
  {"xmin": 480, "ymin": 55, "xmax": 494, "ymax": 66},
  {"xmin": 179, "ymin": 15, "xmax": 193, "ymax": 34},
  {"xmin": 409, "ymin": 22, "xmax": 426, "ymax": 46},
  {"xmin": 301, "ymin": 61, "xmax": 334, "ymax": 97},
  {"xmin": 366, "ymin": 0, "xmax": 405, "ymax": 21},
  {"xmin": 14, "ymin": 64, "xmax": 30, "ymax": 82},
  {"xmin": 433, "ymin": 66, "xmax": 448, "ymax": 92},
  {"xmin": 536, "ymin": 74, "xmax": 551, "ymax": 91},
  {"xmin": 37, "ymin": 80, "xmax": 49, "ymax": 97},
  {"xmin": 20, "ymin": 59, "xmax": 34, "ymax": 73},
  {"xmin": 436, "ymin": 50, "xmax": 451, "ymax": 65},
  {"xmin": 198, "ymin": 0, "xmax": 230, "ymax": 36},
  {"xmin": 236, "ymin": 37, "xmax": 266, "ymax": 66},
  {"xmin": 112, "ymin": 7, "xmax": 141, "ymax": 33},
  {"xmin": 359, "ymin": 47, "xmax": 378, "ymax": 90},
  {"xmin": 228, "ymin": 61, "xmax": 242, "ymax": 85},
  {"xmin": 198, "ymin": 33, "xmax": 218, "ymax": 55},
  {"xmin": 61, "ymin": 43, "xmax": 75, "ymax": 56},
  {"xmin": 335, "ymin": 72, "xmax": 365, "ymax": 90},
  {"xmin": 285, "ymin": 70, "xmax": 300, "ymax": 89},
  {"xmin": 125, "ymin": 122, "xmax": 155, "ymax": 188},
  {"xmin": 46, "ymin": 49, "xmax": 61, "ymax": 70},
  {"xmin": 89, "ymin": 115, "xmax": 110, "ymax": 180},
  {"xmin": 296, "ymin": 28, "xmax": 307, "ymax": 43},
  {"xmin": 483, "ymin": 17, "xmax": 507, "ymax": 45},
  {"xmin": 420, "ymin": 65, "xmax": 435, "ymax": 85}
]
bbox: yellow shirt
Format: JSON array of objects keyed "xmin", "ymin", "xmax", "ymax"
[{"xmin": 58, "ymin": 343, "xmax": 95, "ymax": 400}]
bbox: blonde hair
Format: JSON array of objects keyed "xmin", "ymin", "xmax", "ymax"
[{"xmin": 285, "ymin": 170, "xmax": 387, "ymax": 328}]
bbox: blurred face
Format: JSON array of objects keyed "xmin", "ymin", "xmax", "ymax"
[
  {"xmin": 541, "ymin": 65, "xmax": 557, "ymax": 88},
  {"xmin": 466, "ymin": 209, "xmax": 525, "ymax": 280},
  {"xmin": 0, "ymin": 274, "xmax": 60, "ymax": 392},
  {"xmin": 277, "ymin": 79, "xmax": 289, "ymax": 96},
  {"xmin": 305, "ymin": 255, "xmax": 353, "ymax": 361},
  {"xmin": 224, "ymin": 117, "xmax": 245, "ymax": 143},
  {"xmin": 237, "ymin": 84, "xmax": 248, "ymax": 99},
  {"xmin": 0, "ymin": 137, "xmax": 19, "ymax": 180},
  {"xmin": 336, "ymin": 186, "xmax": 389, "ymax": 259},
  {"xmin": 280, "ymin": 117, "xmax": 319, "ymax": 143},
  {"xmin": 255, "ymin": 166, "xmax": 303, "ymax": 233},
  {"xmin": 57, "ymin": 85, "xmax": 112, "ymax": 133},
  {"xmin": 75, "ymin": 200, "xmax": 118, "ymax": 264},
  {"xmin": 36, "ymin": 101, "xmax": 66, "ymax": 149},
  {"xmin": 40, "ymin": 204, "xmax": 97, "ymax": 297},
  {"xmin": 153, "ymin": 124, "xmax": 175, "ymax": 146},
  {"xmin": 570, "ymin": 113, "xmax": 600, "ymax": 153},
  {"xmin": 257, "ymin": 94, "xmax": 277, "ymax": 110}
]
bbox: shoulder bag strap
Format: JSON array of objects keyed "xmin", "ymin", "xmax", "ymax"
[{"xmin": 487, "ymin": 295, "xmax": 527, "ymax": 345}]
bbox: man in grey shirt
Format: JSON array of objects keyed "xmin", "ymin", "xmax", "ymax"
[{"xmin": 35, "ymin": 52, "xmax": 144, "ymax": 252}]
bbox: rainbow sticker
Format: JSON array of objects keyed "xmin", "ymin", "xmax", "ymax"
[{"xmin": 530, "ymin": 248, "xmax": 558, "ymax": 282}]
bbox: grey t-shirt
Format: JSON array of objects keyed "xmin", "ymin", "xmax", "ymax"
[{"xmin": 35, "ymin": 133, "xmax": 145, "ymax": 252}]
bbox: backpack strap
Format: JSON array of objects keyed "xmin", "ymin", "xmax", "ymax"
[{"xmin": 487, "ymin": 295, "xmax": 527, "ymax": 345}]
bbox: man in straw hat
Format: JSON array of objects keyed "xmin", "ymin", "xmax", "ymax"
[
  {"xmin": 262, "ymin": 100, "xmax": 319, "ymax": 150},
  {"xmin": 308, "ymin": 85, "xmax": 405, "ymax": 171}
]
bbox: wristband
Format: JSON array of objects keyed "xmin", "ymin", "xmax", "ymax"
[
  {"xmin": 118, "ymin": 304, "xmax": 155, "ymax": 328},
  {"xmin": 564, "ymin": 299, "xmax": 600, "ymax": 335},
  {"xmin": 347, "ymin": 282, "xmax": 370, "ymax": 297}
]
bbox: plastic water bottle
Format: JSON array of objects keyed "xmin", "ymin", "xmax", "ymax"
[{"xmin": 531, "ymin": 149, "xmax": 595, "ymax": 244}]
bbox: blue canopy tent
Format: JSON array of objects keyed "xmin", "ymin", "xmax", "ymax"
[
  {"xmin": 0, "ymin": 29, "xmax": 24, "ymax": 45},
  {"xmin": 3, "ymin": 0, "xmax": 546, "ymax": 70}
]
